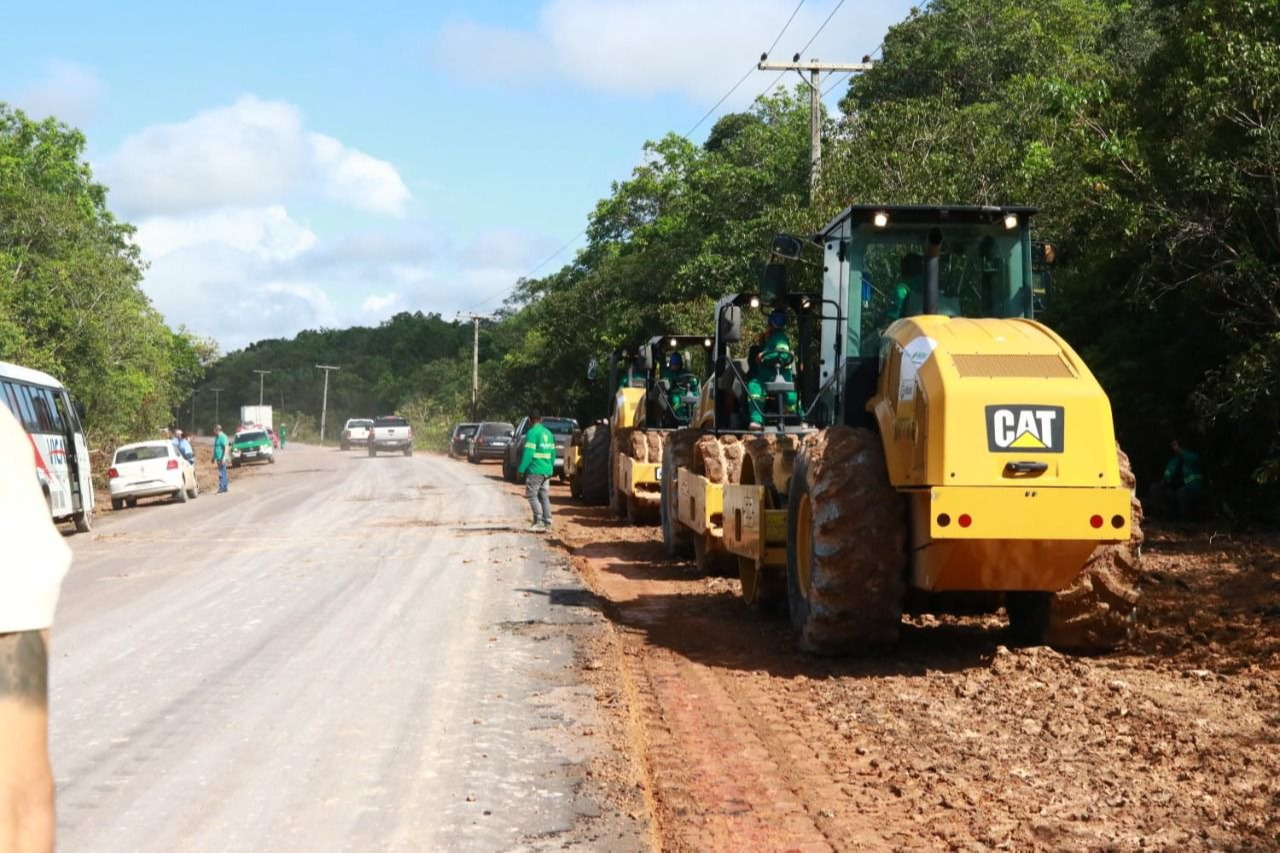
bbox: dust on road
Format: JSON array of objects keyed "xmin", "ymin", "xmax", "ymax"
[{"xmin": 53, "ymin": 444, "xmax": 651, "ymax": 852}]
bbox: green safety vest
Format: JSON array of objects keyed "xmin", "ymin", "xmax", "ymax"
[{"xmin": 517, "ymin": 423, "xmax": 556, "ymax": 477}]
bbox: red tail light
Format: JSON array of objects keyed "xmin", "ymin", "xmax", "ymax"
[
  {"xmin": 166, "ymin": 459, "xmax": 179, "ymax": 470},
  {"xmin": 107, "ymin": 467, "xmax": 119, "ymax": 479},
  {"xmin": 476, "ymin": 437, "xmax": 484, "ymax": 446}
]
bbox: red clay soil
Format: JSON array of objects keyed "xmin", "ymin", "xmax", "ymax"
[{"xmin": 490, "ymin": 463, "xmax": 1280, "ymax": 852}]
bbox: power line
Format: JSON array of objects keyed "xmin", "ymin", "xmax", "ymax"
[
  {"xmin": 683, "ymin": 63, "xmax": 758, "ymax": 139},
  {"xmin": 468, "ymin": 1, "xmax": 818, "ymax": 313},
  {"xmin": 683, "ymin": 0, "xmax": 808, "ymax": 140},
  {"xmin": 796, "ymin": 0, "xmax": 848, "ymax": 58},
  {"xmin": 461, "ymin": 232, "xmax": 586, "ymax": 311},
  {"xmin": 764, "ymin": 0, "xmax": 806, "ymax": 57}
]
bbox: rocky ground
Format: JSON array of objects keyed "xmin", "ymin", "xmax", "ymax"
[{"xmin": 487, "ymin": 463, "xmax": 1280, "ymax": 851}]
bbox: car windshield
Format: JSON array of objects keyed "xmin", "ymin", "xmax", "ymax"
[
  {"xmin": 543, "ymin": 418, "xmax": 577, "ymax": 435},
  {"xmin": 349, "ymin": 420, "xmax": 373, "ymax": 428},
  {"xmin": 481, "ymin": 422, "xmax": 513, "ymax": 436},
  {"xmin": 236, "ymin": 431, "xmax": 268, "ymax": 443},
  {"xmin": 115, "ymin": 445, "xmax": 169, "ymax": 463},
  {"xmin": 375, "ymin": 417, "xmax": 408, "ymax": 427}
]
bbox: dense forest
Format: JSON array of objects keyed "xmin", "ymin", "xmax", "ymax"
[{"xmin": 3, "ymin": 0, "xmax": 1276, "ymax": 515}]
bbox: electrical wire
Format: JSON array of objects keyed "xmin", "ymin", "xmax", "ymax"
[
  {"xmin": 795, "ymin": 0, "xmax": 848, "ymax": 59},
  {"xmin": 461, "ymin": 232, "xmax": 586, "ymax": 311},
  {"xmin": 764, "ymin": 0, "xmax": 806, "ymax": 57},
  {"xmin": 466, "ymin": 0, "xmax": 826, "ymax": 312}
]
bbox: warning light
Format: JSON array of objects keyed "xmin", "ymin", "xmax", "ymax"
[
  {"xmin": 1110, "ymin": 515, "xmax": 1125, "ymax": 529},
  {"xmin": 937, "ymin": 513, "xmax": 951, "ymax": 528},
  {"xmin": 958, "ymin": 514, "xmax": 972, "ymax": 529},
  {"xmin": 1090, "ymin": 515, "xmax": 1104, "ymax": 529}
]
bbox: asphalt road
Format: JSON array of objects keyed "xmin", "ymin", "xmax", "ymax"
[{"xmin": 49, "ymin": 444, "xmax": 628, "ymax": 852}]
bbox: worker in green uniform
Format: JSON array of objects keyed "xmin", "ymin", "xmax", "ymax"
[
  {"xmin": 884, "ymin": 252, "xmax": 924, "ymax": 324},
  {"xmin": 747, "ymin": 310, "xmax": 798, "ymax": 429},
  {"xmin": 516, "ymin": 408, "xmax": 557, "ymax": 532},
  {"xmin": 659, "ymin": 352, "xmax": 700, "ymax": 425},
  {"xmin": 1151, "ymin": 438, "xmax": 1207, "ymax": 519}
]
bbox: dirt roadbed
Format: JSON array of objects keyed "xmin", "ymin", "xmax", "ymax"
[{"xmin": 492, "ymin": 466, "xmax": 1279, "ymax": 850}]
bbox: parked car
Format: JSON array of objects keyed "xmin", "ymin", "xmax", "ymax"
[
  {"xmin": 341, "ymin": 418, "xmax": 374, "ymax": 450},
  {"xmin": 231, "ymin": 428, "xmax": 275, "ymax": 467},
  {"xmin": 449, "ymin": 422, "xmax": 479, "ymax": 458},
  {"xmin": 107, "ymin": 440, "xmax": 198, "ymax": 509},
  {"xmin": 503, "ymin": 416, "xmax": 578, "ymax": 483},
  {"xmin": 368, "ymin": 415, "xmax": 413, "ymax": 457},
  {"xmin": 468, "ymin": 421, "xmax": 514, "ymax": 463}
]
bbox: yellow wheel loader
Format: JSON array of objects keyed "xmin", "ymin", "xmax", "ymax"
[{"xmin": 675, "ymin": 205, "xmax": 1142, "ymax": 653}]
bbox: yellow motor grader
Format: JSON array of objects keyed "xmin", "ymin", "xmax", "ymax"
[{"xmin": 661, "ymin": 204, "xmax": 1143, "ymax": 653}]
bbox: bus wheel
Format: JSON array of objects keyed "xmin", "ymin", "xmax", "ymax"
[{"xmin": 74, "ymin": 506, "xmax": 93, "ymax": 533}]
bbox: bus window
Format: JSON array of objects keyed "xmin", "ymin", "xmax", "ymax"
[
  {"xmin": 53, "ymin": 391, "xmax": 75, "ymax": 434},
  {"xmin": 34, "ymin": 387, "xmax": 64, "ymax": 432},
  {"xmin": 29, "ymin": 387, "xmax": 57, "ymax": 432},
  {"xmin": 0, "ymin": 382, "xmax": 18, "ymax": 419},
  {"xmin": 11, "ymin": 383, "xmax": 39, "ymax": 431}
]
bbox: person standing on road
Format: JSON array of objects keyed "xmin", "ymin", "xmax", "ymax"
[
  {"xmin": 0, "ymin": 406, "xmax": 72, "ymax": 853},
  {"xmin": 213, "ymin": 424, "xmax": 230, "ymax": 494},
  {"xmin": 279, "ymin": 423, "xmax": 287, "ymax": 449},
  {"xmin": 516, "ymin": 409, "xmax": 555, "ymax": 533}
]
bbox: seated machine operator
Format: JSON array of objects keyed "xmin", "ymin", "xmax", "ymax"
[
  {"xmin": 747, "ymin": 310, "xmax": 798, "ymax": 430},
  {"xmin": 659, "ymin": 352, "xmax": 700, "ymax": 424}
]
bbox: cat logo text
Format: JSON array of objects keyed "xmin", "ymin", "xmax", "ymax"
[{"xmin": 985, "ymin": 405, "xmax": 1065, "ymax": 453}]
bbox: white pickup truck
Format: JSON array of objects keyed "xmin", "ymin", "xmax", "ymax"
[
  {"xmin": 340, "ymin": 418, "xmax": 373, "ymax": 451},
  {"xmin": 368, "ymin": 415, "xmax": 413, "ymax": 457}
]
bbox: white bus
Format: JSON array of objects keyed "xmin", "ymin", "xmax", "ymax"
[{"xmin": 0, "ymin": 361, "xmax": 95, "ymax": 532}]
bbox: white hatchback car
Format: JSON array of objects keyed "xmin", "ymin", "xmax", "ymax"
[{"xmin": 108, "ymin": 440, "xmax": 198, "ymax": 509}]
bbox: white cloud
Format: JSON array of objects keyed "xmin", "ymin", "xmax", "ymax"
[
  {"xmin": 361, "ymin": 292, "xmax": 401, "ymax": 313},
  {"xmin": 103, "ymin": 95, "xmax": 410, "ymax": 217},
  {"xmin": 430, "ymin": 0, "xmax": 906, "ymax": 105},
  {"xmin": 133, "ymin": 206, "xmax": 317, "ymax": 262},
  {"xmin": 309, "ymin": 133, "xmax": 411, "ymax": 216},
  {"xmin": 14, "ymin": 60, "xmax": 104, "ymax": 125},
  {"xmin": 132, "ymin": 206, "xmax": 553, "ymax": 349}
]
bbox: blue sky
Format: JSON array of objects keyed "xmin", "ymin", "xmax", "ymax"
[{"xmin": 1, "ymin": 0, "xmax": 917, "ymax": 349}]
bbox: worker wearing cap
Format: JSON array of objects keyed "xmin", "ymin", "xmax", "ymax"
[
  {"xmin": 659, "ymin": 352, "xmax": 700, "ymax": 425},
  {"xmin": 747, "ymin": 310, "xmax": 798, "ymax": 429}
]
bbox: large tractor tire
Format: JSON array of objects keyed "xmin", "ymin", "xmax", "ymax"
[
  {"xmin": 689, "ymin": 435, "xmax": 742, "ymax": 577},
  {"xmin": 579, "ymin": 424, "xmax": 611, "ymax": 506},
  {"xmin": 1007, "ymin": 447, "xmax": 1144, "ymax": 653},
  {"xmin": 786, "ymin": 426, "xmax": 907, "ymax": 655},
  {"xmin": 661, "ymin": 429, "xmax": 699, "ymax": 558},
  {"xmin": 736, "ymin": 435, "xmax": 800, "ymax": 613},
  {"xmin": 608, "ymin": 428, "xmax": 630, "ymax": 517}
]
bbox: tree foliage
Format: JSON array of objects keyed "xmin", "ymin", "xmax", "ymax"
[{"xmin": 0, "ymin": 105, "xmax": 203, "ymax": 444}]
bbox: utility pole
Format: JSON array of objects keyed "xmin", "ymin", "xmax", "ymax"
[
  {"xmin": 315, "ymin": 365, "xmax": 340, "ymax": 445},
  {"xmin": 457, "ymin": 314, "xmax": 493, "ymax": 422},
  {"xmin": 210, "ymin": 388, "xmax": 224, "ymax": 428},
  {"xmin": 757, "ymin": 57, "xmax": 873, "ymax": 192},
  {"xmin": 253, "ymin": 369, "xmax": 271, "ymax": 408}
]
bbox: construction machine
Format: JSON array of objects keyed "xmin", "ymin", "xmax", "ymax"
[
  {"xmin": 609, "ymin": 335, "xmax": 714, "ymax": 524},
  {"xmin": 665, "ymin": 204, "xmax": 1143, "ymax": 653},
  {"xmin": 565, "ymin": 346, "xmax": 644, "ymax": 506},
  {"xmin": 566, "ymin": 338, "xmax": 711, "ymax": 514}
]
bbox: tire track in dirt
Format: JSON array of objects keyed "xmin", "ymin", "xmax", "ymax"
[{"xmin": 494, "ymin": 467, "xmax": 1279, "ymax": 851}]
